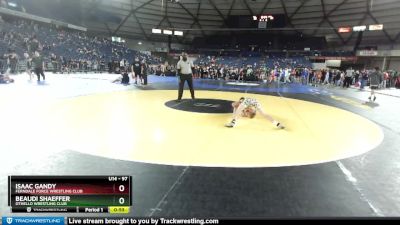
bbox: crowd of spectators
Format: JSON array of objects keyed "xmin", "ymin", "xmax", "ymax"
[
  {"xmin": 185, "ymin": 54, "xmax": 400, "ymax": 89},
  {"xmin": 1, "ymin": 16, "xmax": 399, "ymax": 89},
  {"xmin": 297, "ymin": 68, "xmax": 400, "ymax": 89},
  {"xmin": 188, "ymin": 54, "xmax": 311, "ymax": 82},
  {"xmin": 0, "ymin": 18, "xmax": 160, "ymax": 74}
]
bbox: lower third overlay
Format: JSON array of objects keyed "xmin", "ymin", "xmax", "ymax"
[{"xmin": 1, "ymin": 217, "xmax": 220, "ymax": 225}]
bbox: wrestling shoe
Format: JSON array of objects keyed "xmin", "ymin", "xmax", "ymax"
[
  {"xmin": 276, "ymin": 122, "xmax": 285, "ymax": 129},
  {"xmin": 225, "ymin": 120, "xmax": 236, "ymax": 128},
  {"xmin": 273, "ymin": 121, "xmax": 285, "ymax": 129}
]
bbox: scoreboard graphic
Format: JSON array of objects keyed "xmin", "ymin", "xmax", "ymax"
[{"xmin": 8, "ymin": 176, "xmax": 132, "ymax": 213}]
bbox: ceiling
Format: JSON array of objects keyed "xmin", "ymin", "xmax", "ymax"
[{"xmin": 79, "ymin": 0, "xmax": 400, "ymax": 45}]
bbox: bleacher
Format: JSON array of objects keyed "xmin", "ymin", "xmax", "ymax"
[
  {"xmin": 0, "ymin": 18, "xmax": 161, "ymax": 73},
  {"xmin": 195, "ymin": 54, "xmax": 312, "ymax": 69}
]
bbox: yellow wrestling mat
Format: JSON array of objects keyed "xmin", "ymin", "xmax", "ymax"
[{"xmin": 6, "ymin": 90, "xmax": 384, "ymax": 167}]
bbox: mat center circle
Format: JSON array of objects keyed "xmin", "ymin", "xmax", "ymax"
[{"xmin": 165, "ymin": 99, "xmax": 234, "ymax": 113}]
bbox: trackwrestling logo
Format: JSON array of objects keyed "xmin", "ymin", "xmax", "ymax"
[{"xmin": 2, "ymin": 217, "xmax": 64, "ymax": 225}]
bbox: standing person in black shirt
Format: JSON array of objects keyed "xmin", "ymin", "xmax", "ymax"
[
  {"xmin": 131, "ymin": 57, "xmax": 142, "ymax": 85},
  {"xmin": 108, "ymin": 61, "xmax": 113, "ymax": 73},
  {"xmin": 368, "ymin": 67, "xmax": 383, "ymax": 102},
  {"xmin": 32, "ymin": 51, "xmax": 45, "ymax": 82},
  {"xmin": 141, "ymin": 59, "xmax": 148, "ymax": 85}
]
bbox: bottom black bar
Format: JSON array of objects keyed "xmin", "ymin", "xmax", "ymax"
[{"xmin": 66, "ymin": 217, "xmax": 400, "ymax": 225}]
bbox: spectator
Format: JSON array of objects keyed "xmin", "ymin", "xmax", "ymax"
[
  {"xmin": 32, "ymin": 51, "xmax": 45, "ymax": 82},
  {"xmin": 360, "ymin": 70, "xmax": 368, "ymax": 90},
  {"xmin": 368, "ymin": 67, "xmax": 383, "ymax": 102}
]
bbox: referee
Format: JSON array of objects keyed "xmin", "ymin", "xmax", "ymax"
[{"xmin": 177, "ymin": 53, "xmax": 195, "ymax": 101}]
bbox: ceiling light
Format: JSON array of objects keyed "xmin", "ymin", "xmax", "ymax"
[
  {"xmin": 174, "ymin": 31, "xmax": 183, "ymax": 36},
  {"xmin": 353, "ymin": 25, "xmax": 367, "ymax": 32},
  {"xmin": 152, "ymin": 28, "xmax": 162, "ymax": 34},
  {"xmin": 163, "ymin": 30, "xmax": 173, "ymax": 35},
  {"xmin": 369, "ymin": 24, "xmax": 383, "ymax": 31},
  {"xmin": 8, "ymin": 2, "xmax": 17, "ymax": 7}
]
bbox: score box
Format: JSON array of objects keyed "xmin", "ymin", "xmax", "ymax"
[{"xmin": 8, "ymin": 176, "xmax": 132, "ymax": 213}]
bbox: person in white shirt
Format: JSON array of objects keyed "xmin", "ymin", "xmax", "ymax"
[
  {"xmin": 344, "ymin": 67, "xmax": 354, "ymax": 88},
  {"xmin": 284, "ymin": 68, "xmax": 291, "ymax": 83},
  {"xmin": 176, "ymin": 52, "xmax": 195, "ymax": 101},
  {"xmin": 323, "ymin": 70, "xmax": 330, "ymax": 85},
  {"xmin": 246, "ymin": 67, "xmax": 253, "ymax": 76},
  {"xmin": 160, "ymin": 64, "xmax": 166, "ymax": 77},
  {"xmin": 120, "ymin": 59, "xmax": 125, "ymax": 71}
]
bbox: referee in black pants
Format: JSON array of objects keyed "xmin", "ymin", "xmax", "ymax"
[
  {"xmin": 177, "ymin": 53, "xmax": 195, "ymax": 101},
  {"xmin": 343, "ymin": 67, "xmax": 354, "ymax": 88}
]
